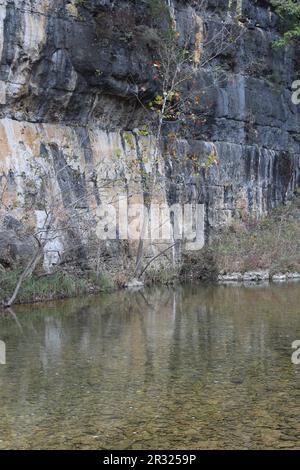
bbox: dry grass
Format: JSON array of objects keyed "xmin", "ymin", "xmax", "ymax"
[
  {"xmin": 212, "ymin": 192, "xmax": 300, "ymax": 274},
  {"xmin": 180, "ymin": 192, "xmax": 300, "ymax": 280}
]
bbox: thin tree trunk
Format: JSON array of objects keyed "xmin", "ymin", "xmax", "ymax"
[
  {"xmin": 2, "ymin": 211, "xmax": 54, "ymax": 308},
  {"xmin": 3, "ymin": 247, "xmax": 43, "ymax": 308},
  {"xmin": 138, "ymin": 242, "xmax": 177, "ymax": 279},
  {"xmin": 133, "ymin": 96, "xmax": 168, "ymax": 280}
]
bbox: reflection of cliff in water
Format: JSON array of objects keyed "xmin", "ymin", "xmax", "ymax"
[{"xmin": 0, "ymin": 283, "xmax": 300, "ymax": 449}]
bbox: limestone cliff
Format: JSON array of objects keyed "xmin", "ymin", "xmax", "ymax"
[{"xmin": 0, "ymin": 0, "xmax": 299, "ymax": 275}]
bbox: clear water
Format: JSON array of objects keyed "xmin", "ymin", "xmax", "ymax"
[{"xmin": 1, "ymin": 282, "xmax": 300, "ymax": 450}]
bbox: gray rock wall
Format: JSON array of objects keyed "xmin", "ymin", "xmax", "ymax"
[{"xmin": 0, "ymin": 0, "xmax": 299, "ymax": 271}]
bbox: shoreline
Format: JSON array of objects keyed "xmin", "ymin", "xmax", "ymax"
[
  {"xmin": 1, "ymin": 269, "xmax": 300, "ymax": 310},
  {"xmin": 1, "ymin": 193, "xmax": 300, "ymax": 309},
  {"xmin": 218, "ymin": 270, "xmax": 300, "ymax": 284}
]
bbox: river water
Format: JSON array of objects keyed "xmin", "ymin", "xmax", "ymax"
[{"xmin": 0, "ymin": 282, "xmax": 300, "ymax": 449}]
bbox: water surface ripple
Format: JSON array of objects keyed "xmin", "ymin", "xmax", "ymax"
[{"xmin": 1, "ymin": 283, "xmax": 300, "ymax": 449}]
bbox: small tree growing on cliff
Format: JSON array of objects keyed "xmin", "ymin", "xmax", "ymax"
[
  {"xmin": 0, "ymin": 151, "xmax": 114, "ymax": 308},
  {"xmin": 0, "ymin": 157, "xmax": 58, "ymax": 307},
  {"xmin": 130, "ymin": 0, "xmax": 242, "ymax": 281}
]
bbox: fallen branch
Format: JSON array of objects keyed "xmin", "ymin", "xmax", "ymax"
[{"xmin": 138, "ymin": 241, "xmax": 178, "ymax": 279}]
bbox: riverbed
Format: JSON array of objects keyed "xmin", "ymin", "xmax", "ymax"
[{"xmin": 0, "ymin": 282, "xmax": 300, "ymax": 449}]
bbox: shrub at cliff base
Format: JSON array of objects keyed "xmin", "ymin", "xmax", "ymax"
[{"xmin": 183, "ymin": 192, "xmax": 300, "ymax": 279}]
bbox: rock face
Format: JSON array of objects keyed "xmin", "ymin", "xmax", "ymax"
[{"xmin": 0, "ymin": 0, "xmax": 299, "ymax": 273}]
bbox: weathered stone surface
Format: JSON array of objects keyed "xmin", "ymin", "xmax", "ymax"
[
  {"xmin": 218, "ymin": 273, "xmax": 243, "ymax": 282},
  {"xmin": 218, "ymin": 270, "xmax": 270, "ymax": 283},
  {"xmin": 0, "ymin": 229, "xmax": 36, "ymax": 268},
  {"xmin": 243, "ymin": 271, "xmax": 270, "ymax": 281},
  {"xmin": 0, "ymin": 0, "xmax": 299, "ymax": 272},
  {"xmin": 287, "ymin": 272, "xmax": 300, "ymax": 279},
  {"xmin": 218, "ymin": 270, "xmax": 300, "ymax": 284},
  {"xmin": 272, "ymin": 273, "xmax": 287, "ymax": 282},
  {"xmin": 125, "ymin": 278, "xmax": 144, "ymax": 289}
]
